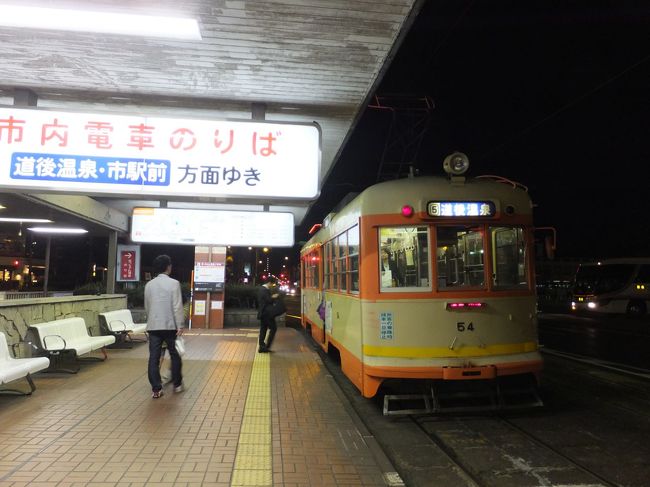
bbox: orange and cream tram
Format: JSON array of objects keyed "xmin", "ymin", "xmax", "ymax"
[{"xmin": 300, "ymin": 154, "xmax": 543, "ymax": 413}]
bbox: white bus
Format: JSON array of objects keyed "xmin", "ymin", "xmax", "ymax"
[{"xmin": 571, "ymin": 258, "xmax": 650, "ymax": 316}]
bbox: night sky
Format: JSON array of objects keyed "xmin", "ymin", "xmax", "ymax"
[{"xmin": 298, "ymin": 1, "xmax": 650, "ymax": 260}]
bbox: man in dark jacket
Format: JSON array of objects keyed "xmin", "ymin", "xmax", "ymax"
[{"xmin": 257, "ymin": 277, "xmax": 279, "ymax": 353}]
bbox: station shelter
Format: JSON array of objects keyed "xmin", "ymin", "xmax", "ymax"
[{"xmin": 0, "ymin": 2, "xmax": 423, "ymax": 485}]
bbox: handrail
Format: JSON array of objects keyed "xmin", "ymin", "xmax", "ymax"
[
  {"xmin": 42, "ymin": 334, "xmax": 67, "ymax": 351},
  {"xmin": 109, "ymin": 319, "xmax": 128, "ymax": 332}
]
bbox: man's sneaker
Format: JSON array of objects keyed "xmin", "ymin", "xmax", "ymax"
[
  {"xmin": 258, "ymin": 346, "xmax": 269, "ymax": 353},
  {"xmin": 152, "ymin": 390, "xmax": 163, "ymax": 399},
  {"xmin": 174, "ymin": 383, "xmax": 184, "ymax": 393}
]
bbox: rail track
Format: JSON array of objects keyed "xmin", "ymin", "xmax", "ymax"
[{"xmin": 411, "ymin": 412, "xmax": 619, "ymax": 487}]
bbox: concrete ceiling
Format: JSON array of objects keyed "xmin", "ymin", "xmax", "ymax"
[{"xmin": 0, "ymin": 0, "xmax": 422, "ymax": 237}]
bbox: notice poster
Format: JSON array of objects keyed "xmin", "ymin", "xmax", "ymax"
[
  {"xmin": 194, "ymin": 300, "xmax": 206, "ymax": 315},
  {"xmin": 193, "ymin": 262, "xmax": 225, "ymax": 292}
]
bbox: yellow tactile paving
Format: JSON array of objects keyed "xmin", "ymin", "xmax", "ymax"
[
  {"xmin": 235, "ymin": 443, "xmax": 270, "ymax": 457},
  {"xmin": 231, "ymin": 468, "xmax": 273, "ymax": 486},
  {"xmin": 231, "ymin": 350, "xmax": 272, "ymax": 486}
]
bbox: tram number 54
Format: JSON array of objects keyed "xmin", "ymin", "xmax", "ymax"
[{"xmin": 457, "ymin": 322, "xmax": 475, "ymax": 332}]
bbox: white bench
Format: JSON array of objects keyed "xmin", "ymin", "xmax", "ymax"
[
  {"xmin": 99, "ymin": 309, "xmax": 147, "ymax": 346},
  {"xmin": 0, "ymin": 332, "xmax": 50, "ymax": 395},
  {"xmin": 27, "ymin": 317, "xmax": 115, "ymax": 373}
]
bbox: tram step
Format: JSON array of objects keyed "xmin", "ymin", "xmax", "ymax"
[{"xmin": 382, "ymin": 383, "xmax": 543, "ymax": 415}]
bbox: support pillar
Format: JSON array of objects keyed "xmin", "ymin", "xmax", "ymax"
[{"xmin": 107, "ymin": 231, "xmax": 117, "ymax": 294}]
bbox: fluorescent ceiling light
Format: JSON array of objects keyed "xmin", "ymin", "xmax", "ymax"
[
  {"xmin": 0, "ymin": 217, "xmax": 52, "ymax": 223},
  {"xmin": 0, "ymin": 204, "xmax": 5, "ymax": 209},
  {"xmin": 0, "ymin": 5, "xmax": 202, "ymax": 40},
  {"xmin": 28, "ymin": 227, "xmax": 88, "ymax": 234}
]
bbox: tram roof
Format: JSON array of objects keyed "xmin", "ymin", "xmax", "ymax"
[
  {"xmin": 0, "ymin": 0, "xmax": 423, "ymax": 234},
  {"xmin": 302, "ymin": 175, "xmax": 534, "ymax": 247}
]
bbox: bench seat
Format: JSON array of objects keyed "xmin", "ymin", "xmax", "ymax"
[
  {"xmin": 28, "ymin": 317, "xmax": 115, "ymax": 372},
  {"xmin": 99, "ymin": 309, "xmax": 147, "ymax": 335},
  {"xmin": 0, "ymin": 332, "xmax": 50, "ymax": 394},
  {"xmin": 99, "ymin": 309, "xmax": 147, "ymax": 347}
]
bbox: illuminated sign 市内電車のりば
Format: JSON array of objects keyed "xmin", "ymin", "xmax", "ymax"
[{"xmin": 0, "ymin": 107, "xmax": 321, "ymax": 200}]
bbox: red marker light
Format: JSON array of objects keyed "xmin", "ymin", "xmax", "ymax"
[
  {"xmin": 446, "ymin": 302, "xmax": 485, "ymax": 310},
  {"xmin": 401, "ymin": 205, "xmax": 414, "ymax": 217}
]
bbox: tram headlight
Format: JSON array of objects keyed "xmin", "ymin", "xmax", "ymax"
[
  {"xmin": 587, "ymin": 302, "xmax": 597, "ymax": 309},
  {"xmin": 443, "ymin": 152, "xmax": 470, "ymax": 175}
]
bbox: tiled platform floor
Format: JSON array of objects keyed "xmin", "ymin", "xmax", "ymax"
[{"xmin": 0, "ymin": 326, "xmax": 390, "ymax": 487}]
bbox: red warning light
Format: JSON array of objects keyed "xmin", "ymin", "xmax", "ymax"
[{"xmin": 401, "ymin": 205, "xmax": 414, "ymax": 217}]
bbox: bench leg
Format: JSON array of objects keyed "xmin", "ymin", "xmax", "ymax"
[
  {"xmin": 108, "ymin": 332, "xmax": 133, "ymax": 349},
  {"xmin": 79, "ymin": 347, "xmax": 108, "ymax": 363},
  {"xmin": 45, "ymin": 351, "xmax": 80, "ymax": 374},
  {"xmin": 127, "ymin": 333, "xmax": 147, "ymax": 343},
  {"xmin": 0, "ymin": 373, "xmax": 37, "ymax": 396}
]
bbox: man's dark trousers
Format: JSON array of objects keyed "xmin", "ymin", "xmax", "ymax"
[
  {"xmin": 148, "ymin": 330, "xmax": 183, "ymax": 392},
  {"xmin": 259, "ymin": 315, "xmax": 277, "ymax": 350}
]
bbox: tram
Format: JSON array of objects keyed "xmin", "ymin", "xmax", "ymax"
[{"xmin": 300, "ymin": 153, "xmax": 543, "ymax": 413}]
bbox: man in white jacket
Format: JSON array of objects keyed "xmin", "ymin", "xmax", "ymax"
[{"xmin": 145, "ymin": 254, "xmax": 185, "ymax": 398}]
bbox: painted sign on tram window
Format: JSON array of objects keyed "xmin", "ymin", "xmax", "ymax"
[
  {"xmin": 0, "ymin": 107, "xmax": 321, "ymax": 200},
  {"xmin": 427, "ymin": 201, "xmax": 496, "ymax": 217}
]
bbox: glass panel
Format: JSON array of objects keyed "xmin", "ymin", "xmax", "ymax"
[
  {"xmin": 436, "ymin": 225, "xmax": 485, "ymax": 289},
  {"xmin": 339, "ymin": 234, "xmax": 347, "ymax": 292},
  {"xmin": 348, "ymin": 226, "xmax": 360, "ymax": 292},
  {"xmin": 379, "ymin": 226, "xmax": 430, "ymax": 290},
  {"xmin": 306, "ymin": 250, "xmax": 320, "ymax": 289},
  {"xmin": 491, "ymin": 227, "xmax": 527, "ymax": 289},
  {"xmin": 323, "ymin": 241, "xmax": 331, "ymax": 290},
  {"xmin": 574, "ymin": 264, "xmax": 635, "ymax": 294}
]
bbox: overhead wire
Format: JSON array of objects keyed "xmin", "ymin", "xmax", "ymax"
[{"xmin": 478, "ymin": 51, "xmax": 650, "ymax": 160}]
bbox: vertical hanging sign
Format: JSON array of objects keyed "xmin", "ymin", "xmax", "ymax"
[{"xmin": 117, "ymin": 244, "xmax": 141, "ymax": 282}]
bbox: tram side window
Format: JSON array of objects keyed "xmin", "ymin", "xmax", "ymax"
[
  {"xmin": 379, "ymin": 226, "xmax": 430, "ymax": 291},
  {"xmin": 304, "ymin": 251, "xmax": 320, "ymax": 289},
  {"xmin": 348, "ymin": 226, "xmax": 360, "ymax": 293},
  {"xmin": 491, "ymin": 227, "xmax": 528, "ymax": 289},
  {"xmin": 436, "ymin": 225, "xmax": 485, "ymax": 289},
  {"xmin": 323, "ymin": 241, "xmax": 332, "ymax": 290},
  {"xmin": 337, "ymin": 233, "xmax": 348, "ymax": 291}
]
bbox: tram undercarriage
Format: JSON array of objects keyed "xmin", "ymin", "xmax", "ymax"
[{"xmin": 381, "ymin": 374, "xmax": 543, "ymax": 416}]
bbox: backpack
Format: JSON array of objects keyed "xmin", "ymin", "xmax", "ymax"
[{"xmin": 266, "ymin": 298, "xmax": 286, "ymax": 318}]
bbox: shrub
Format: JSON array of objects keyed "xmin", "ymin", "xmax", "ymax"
[
  {"xmin": 122, "ymin": 285, "xmax": 145, "ymax": 309},
  {"xmin": 224, "ymin": 284, "xmax": 259, "ymax": 308},
  {"xmin": 73, "ymin": 282, "xmax": 105, "ymax": 296}
]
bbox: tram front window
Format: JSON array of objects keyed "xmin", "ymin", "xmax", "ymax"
[
  {"xmin": 436, "ymin": 225, "xmax": 485, "ymax": 289},
  {"xmin": 491, "ymin": 226, "xmax": 528, "ymax": 289},
  {"xmin": 379, "ymin": 226, "xmax": 430, "ymax": 291}
]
